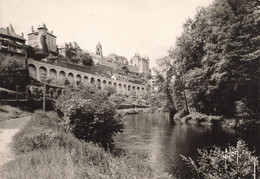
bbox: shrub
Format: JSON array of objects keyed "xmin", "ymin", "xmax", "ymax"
[
  {"xmin": 181, "ymin": 140, "xmax": 259, "ymax": 179},
  {"xmin": 55, "ymin": 86, "xmax": 124, "ymax": 150}
]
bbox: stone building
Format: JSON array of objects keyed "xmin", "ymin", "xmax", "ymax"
[
  {"xmin": 129, "ymin": 53, "xmax": 150, "ymax": 74},
  {"xmin": 28, "ymin": 23, "xmax": 57, "ymax": 53},
  {"xmin": 0, "ymin": 24, "xmax": 26, "ymax": 64},
  {"xmin": 58, "ymin": 41, "xmax": 82, "ymax": 59}
]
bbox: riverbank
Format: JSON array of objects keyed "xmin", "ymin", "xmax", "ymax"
[
  {"xmin": 0, "ymin": 111, "xmax": 172, "ymax": 178},
  {"xmin": 117, "ymin": 107, "xmax": 152, "ymax": 115},
  {"xmin": 178, "ymin": 112, "xmax": 260, "ymax": 131}
]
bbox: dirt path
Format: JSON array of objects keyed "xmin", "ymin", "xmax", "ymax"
[{"xmin": 0, "ymin": 116, "xmax": 30, "ymax": 168}]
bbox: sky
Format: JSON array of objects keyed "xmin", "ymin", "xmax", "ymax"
[{"xmin": 0, "ymin": 0, "xmax": 214, "ymax": 68}]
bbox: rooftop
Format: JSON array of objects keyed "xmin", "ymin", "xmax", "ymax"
[{"xmin": 0, "ymin": 24, "xmax": 25, "ymax": 41}]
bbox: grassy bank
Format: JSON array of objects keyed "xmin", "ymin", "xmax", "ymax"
[{"xmin": 0, "ymin": 110, "xmax": 172, "ymax": 179}]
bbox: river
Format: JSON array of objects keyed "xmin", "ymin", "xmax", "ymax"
[{"xmin": 114, "ymin": 111, "xmax": 260, "ymax": 178}]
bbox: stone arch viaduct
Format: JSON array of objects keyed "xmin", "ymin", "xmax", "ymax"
[{"xmin": 27, "ymin": 59, "xmax": 148, "ymax": 95}]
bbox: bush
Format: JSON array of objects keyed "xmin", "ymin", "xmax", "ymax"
[
  {"xmin": 181, "ymin": 140, "xmax": 259, "ymax": 179},
  {"xmin": 55, "ymin": 86, "xmax": 124, "ymax": 150}
]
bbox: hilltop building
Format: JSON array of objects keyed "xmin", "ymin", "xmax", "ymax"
[
  {"xmin": 28, "ymin": 23, "xmax": 57, "ymax": 53},
  {"xmin": 88, "ymin": 42, "xmax": 150, "ymax": 75},
  {"xmin": 58, "ymin": 41, "xmax": 82, "ymax": 59},
  {"xmin": 0, "ymin": 24, "xmax": 26, "ymax": 63},
  {"xmin": 129, "ymin": 53, "xmax": 150, "ymax": 74}
]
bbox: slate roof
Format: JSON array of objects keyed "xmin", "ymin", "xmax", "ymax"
[{"xmin": 0, "ymin": 25, "xmax": 26, "ymax": 41}]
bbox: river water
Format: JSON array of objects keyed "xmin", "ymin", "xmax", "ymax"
[{"xmin": 114, "ymin": 111, "xmax": 260, "ymax": 178}]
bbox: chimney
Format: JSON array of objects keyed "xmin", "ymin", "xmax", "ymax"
[
  {"xmin": 51, "ymin": 30, "xmax": 53, "ymax": 34},
  {"xmin": 21, "ymin": 33, "xmax": 24, "ymax": 38},
  {"xmin": 31, "ymin": 26, "xmax": 34, "ymax": 32},
  {"xmin": 7, "ymin": 27, "xmax": 10, "ymax": 34}
]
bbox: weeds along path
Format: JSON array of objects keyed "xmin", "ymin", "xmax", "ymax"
[{"xmin": 0, "ymin": 116, "xmax": 31, "ymax": 169}]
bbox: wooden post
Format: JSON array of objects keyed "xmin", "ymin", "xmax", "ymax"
[
  {"xmin": 16, "ymin": 85, "xmax": 19, "ymax": 100},
  {"xmin": 43, "ymin": 83, "xmax": 46, "ymax": 111}
]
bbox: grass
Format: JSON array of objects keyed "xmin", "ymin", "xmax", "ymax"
[
  {"xmin": 0, "ymin": 110, "xmax": 172, "ymax": 179},
  {"xmin": 0, "ymin": 105, "xmax": 30, "ymax": 122}
]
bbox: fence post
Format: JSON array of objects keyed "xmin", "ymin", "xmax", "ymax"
[
  {"xmin": 16, "ymin": 85, "xmax": 19, "ymax": 100},
  {"xmin": 43, "ymin": 83, "xmax": 46, "ymax": 111}
]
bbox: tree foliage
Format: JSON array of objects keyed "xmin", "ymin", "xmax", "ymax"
[
  {"xmin": 168, "ymin": 0, "xmax": 259, "ymax": 116},
  {"xmin": 0, "ymin": 58, "xmax": 30, "ymax": 90},
  {"xmin": 55, "ymin": 86, "xmax": 124, "ymax": 150},
  {"xmin": 82, "ymin": 53, "xmax": 93, "ymax": 66}
]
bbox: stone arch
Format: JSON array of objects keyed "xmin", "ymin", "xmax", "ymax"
[
  {"xmin": 123, "ymin": 84, "xmax": 127, "ymax": 94},
  {"xmin": 83, "ymin": 76, "xmax": 89, "ymax": 85},
  {"xmin": 108, "ymin": 81, "xmax": 112, "ymax": 86},
  {"xmin": 137, "ymin": 86, "xmax": 140, "ymax": 95},
  {"xmin": 102, "ymin": 80, "xmax": 107, "ymax": 89},
  {"xmin": 28, "ymin": 64, "xmax": 37, "ymax": 79},
  {"xmin": 59, "ymin": 71, "xmax": 66, "ymax": 84},
  {"xmin": 141, "ymin": 87, "xmax": 144, "ymax": 94},
  {"xmin": 132, "ymin": 86, "xmax": 136, "ymax": 94},
  {"xmin": 68, "ymin": 72, "xmax": 74, "ymax": 85},
  {"xmin": 76, "ymin": 74, "xmax": 82, "ymax": 85},
  {"xmin": 90, "ymin": 77, "xmax": 95, "ymax": 84},
  {"xmin": 39, "ymin": 66, "xmax": 47, "ymax": 81},
  {"xmin": 128, "ymin": 85, "xmax": 131, "ymax": 92},
  {"xmin": 97, "ymin": 79, "xmax": 101, "ymax": 88},
  {"xmin": 118, "ymin": 83, "xmax": 122, "ymax": 94},
  {"xmin": 49, "ymin": 69, "xmax": 57, "ymax": 81}
]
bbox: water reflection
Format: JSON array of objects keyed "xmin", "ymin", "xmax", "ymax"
[{"xmin": 114, "ymin": 111, "xmax": 260, "ymax": 178}]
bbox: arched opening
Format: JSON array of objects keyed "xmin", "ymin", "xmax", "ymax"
[
  {"xmin": 68, "ymin": 73, "xmax": 74, "ymax": 85},
  {"xmin": 108, "ymin": 81, "xmax": 112, "ymax": 86},
  {"xmin": 28, "ymin": 64, "xmax": 37, "ymax": 79},
  {"xmin": 128, "ymin": 85, "xmax": 131, "ymax": 92},
  {"xmin": 59, "ymin": 71, "xmax": 66, "ymax": 84},
  {"xmin": 39, "ymin": 66, "xmax": 47, "ymax": 81},
  {"xmin": 118, "ymin": 83, "xmax": 122, "ymax": 94},
  {"xmin": 137, "ymin": 87, "xmax": 140, "ymax": 95},
  {"xmin": 132, "ymin": 86, "xmax": 136, "ymax": 94},
  {"xmin": 90, "ymin": 77, "xmax": 95, "ymax": 84},
  {"xmin": 83, "ymin": 76, "xmax": 88, "ymax": 85},
  {"xmin": 103, "ymin": 80, "xmax": 107, "ymax": 89},
  {"xmin": 49, "ymin": 69, "xmax": 57, "ymax": 81},
  {"xmin": 76, "ymin": 74, "xmax": 82, "ymax": 85},
  {"xmin": 97, "ymin": 79, "xmax": 101, "ymax": 89}
]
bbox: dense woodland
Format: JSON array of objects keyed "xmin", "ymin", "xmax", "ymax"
[{"xmin": 154, "ymin": 0, "xmax": 259, "ymax": 118}]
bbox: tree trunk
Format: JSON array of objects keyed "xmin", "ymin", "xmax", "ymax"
[{"xmin": 165, "ymin": 67, "xmax": 177, "ymax": 122}]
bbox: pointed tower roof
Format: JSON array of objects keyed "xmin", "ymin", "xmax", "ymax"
[
  {"xmin": 97, "ymin": 41, "xmax": 102, "ymax": 46},
  {"xmin": 9, "ymin": 24, "xmax": 15, "ymax": 32}
]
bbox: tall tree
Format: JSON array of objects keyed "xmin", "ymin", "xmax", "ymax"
[{"xmin": 170, "ymin": 0, "xmax": 259, "ymax": 116}]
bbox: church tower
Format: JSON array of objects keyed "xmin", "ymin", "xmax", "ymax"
[{"xmin": 96, "ymin": 41, "xmax": 103, "ymax": 57}]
